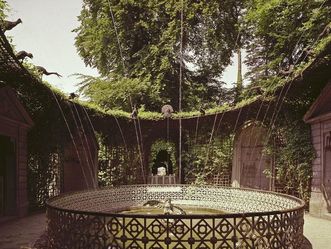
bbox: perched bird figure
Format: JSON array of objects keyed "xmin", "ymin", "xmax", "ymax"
[
  {"xmin": 36, "ymin": 66, "xmax": 62, "ymax": 77},
  {"xmin": 1, "ymin": 18, "xmax": 22, "ymax": 32},
  {"xmin": 161, "ymin": 104, "xmax": 174, "ymax": 118},
  {"xmin": 69, "ymin": 92, "xmax": 78, "ymax": 100},
  {"xmin": 130, "ymin": 105, "xmax": 138, "ymax": 119},
  {"xmin": 16, "ymin": 51, "xmax": 33, "ymax": 62}
]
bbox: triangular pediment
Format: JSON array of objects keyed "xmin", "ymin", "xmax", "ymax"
[
  {"xmin": 0, "ymin": 86, "xmax": 33, "ymax": 127},
  {"xmin": 304, "ymin": 81, "xmax": 331, "ymax": 123}
]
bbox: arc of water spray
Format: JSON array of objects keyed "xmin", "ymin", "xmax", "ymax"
[
  {"xmin": 239, "ymin": 0, "xmax": 329, "ymax": 188},
  {"xmin": 72, "ymin": 104, "xmax": 98, "ymax": 186},
  {"xmin": 194, "ymin": 116, "xmax": 200, "ymax": 145},
  {"xmin": 51, "ymin": 92, "xmax": 90, "ymax": 189},
  {"xmin": 132, "ymin": 109, "xmax": 146, "ymax": 183},
  {"xmin": 178, "ymin": 0, "xmax": 184, "ymax": 183},
  {"xmin": 113, "ymin": 115, "xmax": 128, "ymax": 152},
  {"xmin": 246, "ymin": 0, "xmax": 328, "ymax": 138},
  {"xmin": 255, "ymin": 26, "xmax": 330, "ymax": 188},
  {"xmin": 107, "ymin": 0, "xmax": 146, "ymax": 183},
  {"xmin": 107, "ymin": 0, "xmax": 126, "ymax": 73},
  {"xmin": 201, "ymin": 24, "xmax": 243, "ymax": 178},
  {"xmin": 82, "ymin": 105, "xmax": 116, "ymax": 185},
  {"xmin": 68, "ymin": 102, "xmax": 97, "ymax": 188}
]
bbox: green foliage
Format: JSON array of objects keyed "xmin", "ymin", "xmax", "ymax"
[
  {"xmin": 265, "ymin": 104, "xmax": 315, "ymax": 204},
  {"xmin": 0, "ymin": 0, "xmax": 8, "ymax": 20},
  {"xmin": 74, "ymin": 0, "xmax": 331, "ymax": 113},
  {"xmin": 314, "ymin": 32, "xmax": 331, "ymax": 55},
  {"xmin": 97, "ymin": 134, "xmax": 142, "ymax": 186},
  {"xmin": 74, "ymin": 0, "xmax": 243, "ymax": 110},
  {"xmin": 183, "ymin": 134, "xmax": 234, "ymax": 184},
  {"xmin": 137, "ymin": 109, "xmax": 163, "ymax": 120},
  {"xmin": 76, "ymin": 73, "xmax": 160, "ymax": 111},
  {"xmin": 244, "ymin": 0, "xmax": 331, "ymax": 83}
]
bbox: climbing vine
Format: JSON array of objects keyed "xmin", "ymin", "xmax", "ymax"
[
  {"xmin": 264, "ymin": 100, "xmax": 315, "ymax": 204},
  {"xmin": 183, "ymin": 133, "xmax": 234, "ymax": 185},
  {"xmin": 97, "ymin": 134, "xmax": 143, "ymax": 186}
]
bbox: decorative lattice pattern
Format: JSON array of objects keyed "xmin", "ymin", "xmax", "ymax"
[{"xmin": 47, "ymin": 185, "xmax": 305, "ymax": 249}]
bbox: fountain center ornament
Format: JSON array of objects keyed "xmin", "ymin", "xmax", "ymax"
[{"xmin": 143, "ymin": 198, "xmax": 186, "ymax": 215}]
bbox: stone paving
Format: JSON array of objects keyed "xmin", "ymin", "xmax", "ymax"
[
  {"xmin": 0, "ymin": 213, "xmax": 46, "ymax": 249},
  {"xmin": 304, "ymin": 214, "xmax": 331, "ymax": 249},
  {"xmin": 0, "ymin": 212, "xmax": 330, "ymax": 248}
]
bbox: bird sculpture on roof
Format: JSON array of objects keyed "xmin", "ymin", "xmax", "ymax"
[
  {"xmin": 16, "ymin": 51, "xmax": 33, "ymax": 62},
  {"xmin": 36, "ymin": 66, "xmax": 62, "ymax": 78},
  {"xmin": 161, "ymin": 104, "xmax": 174, "ymax": 118},
  {"xmin": 69, "ymin": 92, "xmax": 78, "ymax": 100},
  {"xmin": 1, "ymin": 18, "xmax": 22, "ymax": 32},
  {"xmin": 130, "ymin": 105, "xmax": 138, "ymax": 119}
]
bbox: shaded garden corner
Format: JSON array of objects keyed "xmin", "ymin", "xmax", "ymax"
[{"xmin": 0, "ymin": 212, "xmax": 45, "ymax": 249}]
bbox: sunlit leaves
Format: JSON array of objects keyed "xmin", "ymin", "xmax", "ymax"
[
  {"xmin": 244, "ymin": 0, "xmax": 331, "ymax": 83},
  {"xmin": 74, "ymin": 0, "xmax": 242, "ymax": 110}
]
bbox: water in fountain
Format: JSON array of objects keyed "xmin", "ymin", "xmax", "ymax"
[{"xmin": 119, "ymin": 198, "xmax": 225, "ymax": 215}]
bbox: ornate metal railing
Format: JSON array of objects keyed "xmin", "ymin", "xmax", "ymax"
[{"xmin": 46, "ymin": 185, "xmax": 305, "ymax": 249}]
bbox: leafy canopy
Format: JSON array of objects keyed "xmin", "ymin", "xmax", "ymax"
[
  {"xmin": 0, "ymin": 0, "xmax": 8, "ymax": 20},
  {"xmin": 74, "ymin": 0, "xmax": 243, "ymax": 111},
  {"xmin": 244, "ymin": 0, "xmax": 331, "ymax": 84}
]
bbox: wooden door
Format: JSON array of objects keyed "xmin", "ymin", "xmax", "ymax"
[
  {"xmin": 240, "ymin": 145, "xmax": 269, "ymax": 190},
  {"xmin": 234, "ymin": 125, "xmax": 270, "ymax": 190},
  {"xmin": 0, "ymin": 135, "xmax": 16, "ymax": 216}
]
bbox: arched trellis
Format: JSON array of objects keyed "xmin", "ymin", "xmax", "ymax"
[{"xmin": 90, "ymin": 100, "xmax": 272, "ymax": 185}]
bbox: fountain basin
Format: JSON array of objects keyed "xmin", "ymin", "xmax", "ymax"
[
  {"xmin": 120, "ymin": 206, "xmax": 225, "ymax": 215},
  {"xmin": 46, "ymin": 184, "xmax": 305, "ymax": 248}
]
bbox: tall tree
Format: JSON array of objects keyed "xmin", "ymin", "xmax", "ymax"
[
  {"xmin": 244, "ymin": 0, "xmax": 331, "ymax": 84},
  {"xmin": 74, "ymin": 0, "xmax": 244, "ymax": 111},
  {"xmin": 0, "ymin": 0, "xmax": 8, "ymax": 20}
]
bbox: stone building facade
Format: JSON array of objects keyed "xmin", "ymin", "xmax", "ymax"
[
  {"xmin": 0, "ymin": 87, "xmax": 33, "ymax": 217},
  {"xmin": 305, "ymin": 82, "xmax": 331, "ymax": 218}
]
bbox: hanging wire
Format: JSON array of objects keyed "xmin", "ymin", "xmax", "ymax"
[
  {"xmin": 107, "ymin": 0, "xmax": 146, "ymax": 183},
  {"xmin": 201, "ymin": 25, "xmax": 244, "ymax": 175},
  {"xmin": 178, "ymin": 0, "xmax": 184, "ymax": 183},
  {"xmin": 107, "ymin": 0, "xmax": 126, "ymax": 73},
  {"xmin": 247, "ymin": 0, "xmax": 328, "ymax": 146},
  {"xmin": 113, "ymin": 115, "xmax": 128, "ymax": 152},
  {"xmin": 239, "ymin": 0, "xmax": 329, "ymax": 187},
  {"xmin": 194, "ymin": 116, "xmax": 200, "ymax": 145}
]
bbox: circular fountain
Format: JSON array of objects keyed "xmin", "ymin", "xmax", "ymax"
[{"xmin": 46, "ymin": 185, "xmax": 305, "ymax": 249}]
